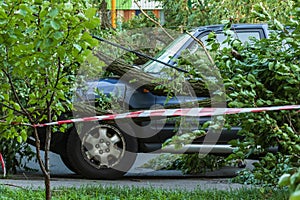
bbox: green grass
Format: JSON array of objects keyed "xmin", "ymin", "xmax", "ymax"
[{"xmin": 0, "ymin": 185, "xmax": 289, "ymax": 200}]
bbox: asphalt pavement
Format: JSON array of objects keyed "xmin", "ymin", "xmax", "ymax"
[{"xmin": 0, "ymin": 151, "xmax": 255, "ymax": 191}]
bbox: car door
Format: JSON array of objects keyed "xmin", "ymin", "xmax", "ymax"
[{"xmin": 153, "ymin": 25, "xmax": 268, "ymax": 142}]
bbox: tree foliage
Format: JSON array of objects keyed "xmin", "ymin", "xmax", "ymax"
[
  {"xmin": 209, "ymin": 3, "xmax": 299, "ymax": 185},
  {"xmin": 158, "ymin": 0, "xmax": 295, "ymax": 29},
  {"xmin": 155, "ymin": 0, "xmax": 299, "ymax": 186},
  {"xmin": 0, "ymin": 0, "xmax": 100, "ymax": 198},
  {"xmin": 0, "ymin": 0, "xmax": 98, "ymax": 156}
]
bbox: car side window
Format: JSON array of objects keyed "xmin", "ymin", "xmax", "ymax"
[{"xmin": 200, "ymin": 30, "xmax": 262, "ymax": 49}]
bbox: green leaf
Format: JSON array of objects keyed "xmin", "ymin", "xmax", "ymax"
[
  {"xmin": 278, "ymin": 174, "xmax": 290, "ymax": 187},
  {"xmin": 0, "ymin": 7, "xmax": 7, "ymax": 19},
  {"xmin": 208, "ymin": 32, "xmax": 216, "ymax": 40},
  {"xmin": 13, "ymin": 103, "xmax": 21, "ymax": 112},
  {"xmin": 73, "ymin": 44, "xmax": 82, "ymax": 52},
  {"xmin": 49, "ymin": 8, "xmax": 59, "ymax": 18},
  {"xmin": 290, "ymin": 190, "xmax": 300, "ymax": 200},
  {"xmin": 64, "ymin": 2, "xmax": 73, "ymax": 12},
  {"xmin": 224, "ymin": 30, "xmax": 234, "ymax": 36},
  {"xmin": 221, "ymin": 19, "xmax": 230, "ymax": 24},
  {"xmin": 274, "ymin": 19, "xmax": 284, "ymax": 30},
  {"xmin": 16, "ymin": 9, "xmax": 27, "ymax": 17},
  {"xmin": 77, "ymin": 12, "xmax": 87, "ymax": 20},
  {"xmin": 17, "ymin": 135, "xmax": 23, "ymax": 143},
  {"xmin": 21, "ymin": 129, "xmax": 27, "ymax": 141},
  {"xmin": 50, "ymin": 20, "xmax": 60, "ymax": 30},
  {"xmin": 291, "ymin": 172, "xmax": 300, "ymax": 186},
  {"xmin": 82, "ymin": 32, "xmax": 98, "ymax": 46},
  {"xmin": 53, "ymin": 31, "xmax": 64, "ymax": 40},
  {"xmin": 85, "ymin": 8, "xmax": 97, "ymax": 19},
  {"xmin": 247, "ymin": 74, "xmax": 256, "ymax": 82},
  {"xmin": 84, "ymin": 18, "xmax": 100, "ymax": 29}
]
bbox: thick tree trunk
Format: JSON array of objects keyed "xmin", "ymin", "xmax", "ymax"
[
  {"xmin": 107, "ymin": 62, "xmax": 209, "ymax": 96},
  {"xmin": 99, "ymin": 0, "xmax": 111, "ymax": 29},
  {"xmin": 96, "ymin": 52, "xmax": 210, "ymax": 97}
]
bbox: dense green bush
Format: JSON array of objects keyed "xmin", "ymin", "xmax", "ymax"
[
  {"xmin": 158, "ymin": 1, "xmax": 299, "ymax": 186},
  {"xmin": 0, "ymin": 138, "xmax": 35, "ymax": 174},
  {"xmin": 210, "ymin": 4, "xmax": 300, "ymax": 185},
  {"xmin": 111, "ymin": 1, "xmax": 300, "ymax": 187}
]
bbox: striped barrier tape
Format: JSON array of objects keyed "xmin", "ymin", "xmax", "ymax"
[
  {"xmin": 0, "ymin": 153, "xmax": 6, "ymax": 177},
  {"xmin": 33, "ymin": 105, "xmax": 300, "ymax": 128},
  {"xmin": 0, "ymin": 104, "xmax": 298, "ymax": 177}
]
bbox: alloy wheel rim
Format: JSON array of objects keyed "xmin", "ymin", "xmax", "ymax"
[{"xmin": 81, "ymin": 124, "xmax": 125, "ymax": 169}]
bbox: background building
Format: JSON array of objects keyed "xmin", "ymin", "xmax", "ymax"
[{"xmin": 106, "ymin": 0, "xmax": 164, "ymax": 26}]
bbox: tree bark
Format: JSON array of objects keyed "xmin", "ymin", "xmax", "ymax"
[
  {"xmin": 96, "ymin": 52, "xmax": 210, "ymax": 97},
  {"xmin": 99, "ymin": 0, "xmax": 111, "ymax": 29},
  {"xmin": 32, "ymin": 127, "xmax": 51, "ymax": 200},
  {"xmin": 44, "ymin": 103, "xmax": 52, "ymax": 200},
  {"xmin": 45, "ymin": 174, "xmax": 51, "ymax": 200}
]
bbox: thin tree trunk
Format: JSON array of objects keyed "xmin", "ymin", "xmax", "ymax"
[
  {"xmin": 32, "ymin": 127, "xmax": 51, "ymax": 200},
  {"xmin": 44, "ymin": 104, "xmax": 52, "ymax": 200},
  {"xmin": 45, "ymin": 174, "xmax": 51, "ymax": 200}
]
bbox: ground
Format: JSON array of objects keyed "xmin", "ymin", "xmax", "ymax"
[{"xmin": 0, "ymin": 151, "xmax": 255, "ymax": 190}]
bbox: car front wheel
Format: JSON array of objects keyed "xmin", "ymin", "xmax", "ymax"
[{"xmin": 66, "ymin": 123, "xmax": 138, "ymax": 179}]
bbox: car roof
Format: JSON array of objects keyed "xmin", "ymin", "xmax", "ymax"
[{"xmin": 194, "ymin": 23, "xmax": 268, "ymax": 32}]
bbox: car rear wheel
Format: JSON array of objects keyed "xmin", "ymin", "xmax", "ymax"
[
  {"xmin": 66, "ymin": 123, "xmax": 137, "ymax": 179},
  {"xmin": 60, "ymin": 153, "xmax": 80, "ymax": 174}
]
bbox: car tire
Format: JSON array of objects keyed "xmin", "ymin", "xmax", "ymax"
[
  {"xmin": 60, "ymin": 153, "xmax": 80, "ymax": 174},
  {"xmin": 66, "ymin": 122, "xmax": 138, "ymax": 179}
]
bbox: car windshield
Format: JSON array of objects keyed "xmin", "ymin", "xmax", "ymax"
[{"xmin": 141, "ymin": 33, "xmax": 193, "ymax": 74}]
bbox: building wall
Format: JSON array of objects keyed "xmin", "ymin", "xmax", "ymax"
[
  {"xmin": 106, "ymin": 0, "xmax": 163, "ymax": 25},
  {"xmin": 118, "ymin": 9, "xmax": 160, "ymax": 21},
  {"xmin": 106, "ymin": 0, "xmax": 162, "ymax": 10}
]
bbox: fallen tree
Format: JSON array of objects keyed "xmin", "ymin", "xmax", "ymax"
[{"xmin": 95, "ymin": 51, "xmax": 211, "ymax": 98}]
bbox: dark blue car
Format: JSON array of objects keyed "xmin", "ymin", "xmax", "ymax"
[{"xmin": 35, "ymin": 24, "xmax": 271, "ymax": 179}]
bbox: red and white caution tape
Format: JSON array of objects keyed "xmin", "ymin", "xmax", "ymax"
[
  {"xmin": 0, "ymin": 105, "xmax": 297, "ymax": 176},
  {"xmin": 0, "ymin": 152, "xmax": 6, "ymax": 177},
  {"xmin": 33, "ymin": 105, "xmax": 300, "ymax": 128}
]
